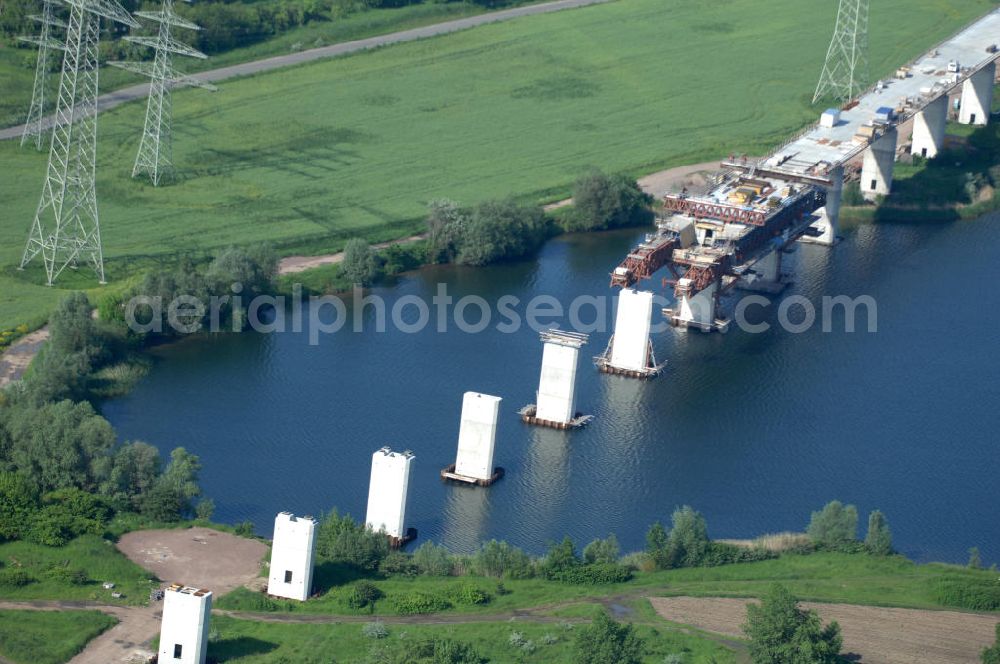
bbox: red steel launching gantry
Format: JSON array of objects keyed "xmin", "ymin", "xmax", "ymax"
[{"xmin": 609, "ymin": 234, "xmax": 677, "ymax": 288}]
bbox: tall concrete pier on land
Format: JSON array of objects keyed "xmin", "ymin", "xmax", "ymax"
[
  {"xmin": 596, "ymin": 289, "xmax": 663, "ymax": 376},
  {"xmin": 912, "ymin": 95, "xmax": 948, "ymax": 158},
  {"xmin": 959, "ymin": 61, "xmax": 995, "ymax": 126},
  {"xmin": 521, "ymin": 330, "xmax": 590, "ymax": 428},
  {"xmin": 861, "ymin": 127, "xmax": 898, "ymax": 200},
  {"xmin": 366, "ymin": 447, "xmax": 415, "ymax": 544},
  {"xmin": 446, "ymin": 391, "xmax": 503, "ymax": 484},
  {"xmin": 267, "ymin": 512, "xmax": 317, "ymax": 601},
  {"xmin": 159, "ymin": 585, "xmax": 212, "ymax": 664}
]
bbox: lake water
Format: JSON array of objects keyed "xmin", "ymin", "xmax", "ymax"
[{"xmin": 102, "ymin": 214, "xmax": 1000, "ymax": 565}]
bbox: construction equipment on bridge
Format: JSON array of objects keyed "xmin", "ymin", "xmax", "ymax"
[
  {"xmin": 20, "ymin": 0, "xmax": 139, "ymax": 286},
  {"xmin": 813, "ymin": 0, "xmax": 870, "ymax": 103}
]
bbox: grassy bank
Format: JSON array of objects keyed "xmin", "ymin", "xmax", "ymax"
[
  {"xmin": 0, "ymin": 0, "xmax": 992, "ymax": 329},
  {"xmin": 207, "ymin": 613, "xmax": 735, "ymax": 663},
  {"xmin": 0, "ymin": 534, "xmax": 157, "ymax": 606},
  {"xmin": 217, "ymin": 551, "xmax": 1000, "ymax": 617},
  {"xmin": 0, "ymin": 609, "xmax": 117, "ymax": 664}
]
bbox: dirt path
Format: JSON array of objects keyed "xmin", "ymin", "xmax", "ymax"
[
  {"xmin": 0, "ymin": 327, "xmax": 48, "ymax": 390},
  {"xmin": 0, "ymin": 0, "xmax": 610, "ymax": 140},
  {"xmin": 0, "ymin": 528, "xmax": 267, "ymax": 664},
  {"xmin": 650, "ymin": 596, "xmax": 1000, "ymax": 664}
]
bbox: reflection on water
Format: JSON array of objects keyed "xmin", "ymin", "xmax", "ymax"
[{"xmin": 103, "ymin": 216, "xmax": 1000, "ymax": 564}]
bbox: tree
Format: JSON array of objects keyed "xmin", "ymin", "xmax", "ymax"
[
  {"xmin": 5, "ymin": 400, "xmax": 116, "ymax": 494},
  {"xmin": 982, "ymin": 624, "xmax": 1000, "ymax": 664},
  {"xmin": 195, "ymin": 498, "xmax": 215, "ymax": 521},
  {"xmin": 806, "ymin": 501, "xmax": 858, "ymax": 548},
  {"xmin": 864, "ymin": 510, "xmax": 892, "ymax": 555},
  {"xmin": 645, "ymin": 521, "xmax": 670, "ymax": 569},
  {"xmin": 456, "ymin": 198, "xmax": 550, "ymax": 266},
  {"xmin": 426, "ymin": 199, "xmax": 468, "ymax": 263},
  {"xmin": 139, "ymin": 447, "xmax": 201, "ymax": 521},
  {"xmin": 567, "ymin": 169, "xmax": 652, "ymax": 231},
  {"xmin": 102, "ymin": 442, "xmax": 163, "ymax": 512},
  {"xmin": 540, "ymin": 536, "xmax": 580, "ymax": 579},
  {"xmin": 340, "ymin": 238, "xmax": 380, "ymax": 286},
  {"xmin": 664, "ymin": 505, "xmax": 710, "ymax": 568},
  {"xmin": 743, "ymin": 584, "xmax": 843, "ymax": 664},
  {"xmin": 970, "ymin": 547, "xmax": 984, "ymax": 570},
  {"xmin": 411, "ymin": 541, "xmax": 454, "ymax": 576},
  {"xmin": 315, "ymin": 509, "xmax": 389, "ymax": 571},
  {"xmin": 574, "ymin": 610, "xmax": 644, "ymax": 664},
  {"xmin": 0, "ymin": 472, "xmax": 38, "ymax": 541},
  {"xmin": 583, "ymin": 534, "xmax": 621, "ymax": 565}
]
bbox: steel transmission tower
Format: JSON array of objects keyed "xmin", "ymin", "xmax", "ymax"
[
  {"xmin": 812, "ymin": 0, "xmax": 870, "ymax": 104},
  {"xmin": 110, "ymin": 0, "xmax": 214, "ymax": 186},
  {"xmin": 19, "ymin": 0, "xmax": 66, "ymax": 150},
  {"xmin": 20, "ymin": 0, "xmax": 138, "ymax": 286}
]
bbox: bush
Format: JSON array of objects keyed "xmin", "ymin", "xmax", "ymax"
[
  {"xmin": 316, "ymin": 509, "xmax": 389, "ymax": 571},
  {"xmin": 933, "ymin": 577, "xmax": 1000, "ymax": 611},
  {"xmin": 43, "ymin": 564, "xmax": 89, "ymax": 585},
  {"xmin": 574, "ymin": 610, "xmax": 644, "ymax": 664},
  {"xmin": 743, "ymin": 584, "xmax": 843, "ymax": 664},
  {"xmin": 450, "ymin": 582, "xmax": 491, "ymax": 605},
  {"xmin": 234, "ymin": 520, "xmax": 256, "ymax": 537},
  {"xmin": 472, "ymin": 539, "xmax": 534, "ymax": 579},
  {"xmin": 700, "ymin": 542, "xmax": 777, "ymax": 567},
  {"xmin": 647, "ymin": 506, "xmax": 710, "ymax": 569},
  {"xmin": 864, "ymin": 510, "xmax": 893, "ymax": 555},
  {"xmin": 347, "ymin": 580, "xmax": 384, "ymax": 611},
  {"xmin": 549, "ymin": 563, "xmax": 633, "ymax": 585},
  {"xmin": 388, "ymin": 591, "xmax": 452, "ymax": 615},
  {"xmin": 807, "ymin": 501, "xmax": 858, "ymax": 549},
  {"xmin": 411, "ymin": 541, "xmax": 454, "ymax": 576},
  {"xmin": 583, "ymin": 535, "xmax": 620, "ymax": 565},
  {"xmin": 565, "ymin": 169, "xmax": 652, "ymax": 231},
  {"xmin": 540, "ymin": 536, "xmax": 581, "ymax": 579},
  {"xmin": 379, "ymin": 550, "xmax": 417, "ymax": 577},
  {"xmin": 0, "ymin": 568, "xmax": 35, "ymax": 588}
]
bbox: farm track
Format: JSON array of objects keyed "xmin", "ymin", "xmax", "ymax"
[{"xmin": 0, "ymin": 0, "xmax": 611, "ymax": 141}]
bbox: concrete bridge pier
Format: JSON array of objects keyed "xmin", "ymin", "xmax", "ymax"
[
  {"xmin": 959, "ymin": 62, "xmax": 995, "ymax": 126},
  {"xmin": 672, "ymin": 278, "xmax": 720, "ymax": 332},
  {"xmin": 912, "ymin": 95, "xmax": 948, "ymax": 159},
  {"xmin": 800, "ymin": 166, "xmax": 842, "ymax": 246},
  {"xmin": 861, "ymin": 128, "xmax": 897, "ymax": 201},
  {"xmin": 738, "ymin": 249, "xmax": 786, "ymax": 293}
]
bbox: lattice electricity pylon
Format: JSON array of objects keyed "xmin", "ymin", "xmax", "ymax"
[
  {"xmin": 109, "ymin": 0, "xmax": 215, "ymax": 186},
  {"xmin": 20, "ymin": 0, "xmax": 138, "ymax": 286},
  {"xmin": 812, "ymin": 0, "xmax": 870, "ymax": 104},
  {"xmin": 18, "ymin": 0, "xmax": 67, "ymax": 150}
]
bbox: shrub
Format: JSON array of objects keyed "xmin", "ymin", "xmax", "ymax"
[
  {"xmin": 743, "ymin": 584, "xmax": 843, "ymax": 664},
  {"xmin": 388, "ymin": 591, "xmax": 452, "ymax": 615},
  {"xmin": 647, "ymin": 506, "xmax": 710, "ymax": 569},
  {"xmin": 472, "ymin": 539, "xmax": 534, "ymax": 579},
  {"xmin": 450, "ymin": 582, "xmax": 491, "ymax": 605},
  {"xmin": 574, "ymin": 610, "xmax": 644, "ymax": 664},
  {"xmin": 456, "ymin": 198, "xmax": 551, "ymax": 266},
  {"xmin": 43, "ymin": 563, "xmax": 89, "ymax": 585},
  {"xmin": 864, "ymin": 510, "xmax": 893, "ymax": 555},
  {"xmin": 583, "ymin": 535, "xmax": 620, "ymax": 565},
  {"xmin": 316, "ymin": 509, "xmax": 389, "ymax": 571},
  {"xmin": 411, "ymin": 541, "xmax": 454, "ymax": 576},
  {"xmin": 234, "ymin": 520, "xmax": 255, "ymax": 537},
  {"xmin": 540, "ymin": 536, "xmax": 581, "ymax": 579},
  {"xmin": 549, "ymin": 563, "xmax": 633, "ymax": 585},
  {"xmin": 0, "ymin": 568, "xmax": 36, "ymax": 588},
  {"xmin": 347, "ymin": 580, "xmax": 383, "ymax": 611},
  {"xmin": 933, "ymin": 577, "xmax": 1000, "ymax": 611},
  {"xmin": 379, "ymin": 550, "xmax": 417, "ymax": 577},
  {"xmin": 700, "ymin": 542, "xmax": 777, "ymax": 567}
]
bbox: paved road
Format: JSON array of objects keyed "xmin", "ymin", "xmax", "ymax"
[{"xmin": 0, "ymin": 0, "xmax": 610, "ymax": 141}]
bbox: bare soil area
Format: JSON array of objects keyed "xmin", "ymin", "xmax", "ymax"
[{"xmin": 650, "ymin": 596, "xmax": 999, "ymax": 664}]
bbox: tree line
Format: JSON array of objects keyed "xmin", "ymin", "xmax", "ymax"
[{"xmin": 0, "ymin": 246, "xmax": 277, "ymax": 549}]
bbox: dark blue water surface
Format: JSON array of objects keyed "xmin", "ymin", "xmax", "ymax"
[{"xmin": 102, "ymin": 214, "xmax": 1000, "ymax": 565}]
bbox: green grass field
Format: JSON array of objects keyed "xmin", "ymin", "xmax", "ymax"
[
  {"xmin": 208, "ymin": 614, "xmax": 735, "ymax": 663},
  {"xmin": 0, "ymin": 534, "xmax": 158, "ymax": 606},
  {"xmin": 0, "ymin": 0, "xmax": 994, "ymax": 329},
  {"xmin": 0, "ymin": 609, "xmax": 117, "ymax": 664},
  {"xmin": 217, "ymin": 552, "xmax": 1000, "ymax": 617}
]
